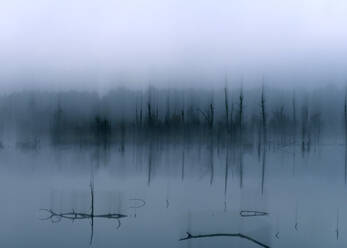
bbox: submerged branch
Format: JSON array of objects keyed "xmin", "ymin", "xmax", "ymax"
[
  {"xmin": 179, "ymin": 232, "xmax": 270, "ymax": 248},
  {"xmin": 128, "ymin": 198, "xmax": 146, "ymax": 209},
  {"xmin": 240, "ymin": 210, "xmax": 268, "ymax": 217},
  {"xmin": 40, "ymin": 209, "xmax": 127, "ymax": 223}
]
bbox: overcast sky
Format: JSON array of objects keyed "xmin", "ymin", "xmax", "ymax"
[{"xmin": 0, "ymin": 0, "xmax": 347, "ymax": 92}]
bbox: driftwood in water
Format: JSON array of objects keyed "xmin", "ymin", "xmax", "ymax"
[
  {"xmin": 240, "ymin": 210, "xmax": 268, "ymax": 217},
  {"xmin": 179, "ymin": 232, "xmax": 270, "ymax": 248},
  {"xmin": 40, "ymin": 183, "xmax": 128, "ymax": 225},
  {"xmin": 40, "ymin": 209, "xmax": 127, "ymax": 223},
  {"xmin": 40, "ymin": 183, "xmax": 131, "ymax": 245}
]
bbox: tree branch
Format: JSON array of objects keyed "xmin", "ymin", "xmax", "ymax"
[{"xmin": 179, "ymin": 232, "xmax": 270, "ymax": 248}]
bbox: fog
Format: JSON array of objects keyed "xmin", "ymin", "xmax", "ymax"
[
  {"xmin": 1, "ymin": 0, "xmax": 347, "ymax": 92},
  {"xmin": 2, "ymin": 3, "xmax": 347, "ymax": 247}
]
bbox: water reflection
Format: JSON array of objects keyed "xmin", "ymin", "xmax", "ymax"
[{"xmin": 0, "ymin": 142, "xmax": 345, "ymax": 247}]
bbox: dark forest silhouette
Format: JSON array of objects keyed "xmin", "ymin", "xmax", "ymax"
[{"xmin": 0, "ymin": 85, "xmax": 344, "ymax": 149}]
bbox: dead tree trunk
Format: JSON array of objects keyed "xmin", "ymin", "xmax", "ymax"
[
  {"xmin": 292, "ymin": 91, "xmax": 297, "ymax": 143},
  {"xmin": 224, "ymin": 86, "xmax": 229, "ymax": 127},
  {"xmin": 261, "ymin": 84, "xmax": 267, "ymax": 145},
  {"xmin": 344, "ymin": 93, "xmax": 347, "ymax": 184},
  {"xmin": 239, "ymin": 87, "xmax": 244, "ymax": 141}
]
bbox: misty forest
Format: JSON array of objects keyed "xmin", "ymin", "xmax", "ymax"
[
  {"xmin": 1, "ymin": 85, "xmax": 343, "ymax": 147},
  {"xmin": 2, "ymin": 0, "xmax": 347, "ymax": 247},
  {"xmin": 1, "ymin": 84, "xmax": 347, "ymax": 248}
]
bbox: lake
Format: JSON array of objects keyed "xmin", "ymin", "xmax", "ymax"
[{"xmin": 0, "ymin": 142, "xmax": 345, "ymax": 248}]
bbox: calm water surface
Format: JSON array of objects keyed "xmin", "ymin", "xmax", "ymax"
[{"xmin": 0, "ymin": 144, "xmax": 345, "ymax": 247}]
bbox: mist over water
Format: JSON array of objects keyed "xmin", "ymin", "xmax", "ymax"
[{"xmin": 1, "ymin": 0, "xmax": 347, "ymax": 247}]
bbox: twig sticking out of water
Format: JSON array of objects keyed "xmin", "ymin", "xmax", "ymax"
[
  {"xmin": 275, "ymin": 215, "xmax": 280, "ymax": 240},
  {"xmin": 179, "ymin": 232, "xmax": 270, "ymax": 248},
  {"xmin": 336, "ymin": 209, "xmax": 340, "ymax": 240},
  {"xmin": 294, "ymin": 203, "xmax": 299, "ymax": 231}
]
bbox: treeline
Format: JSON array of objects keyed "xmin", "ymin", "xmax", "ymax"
[{"xmin": 0, "ymin": 85, "xmax": 344, "ymax": 147}]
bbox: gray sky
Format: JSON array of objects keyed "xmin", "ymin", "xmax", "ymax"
[{"xmin": 1, "ymin": 0, "xmax": 347, "ymax": 92}]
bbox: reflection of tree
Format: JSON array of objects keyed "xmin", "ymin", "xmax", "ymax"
[
  {"xmin": 180, "ymin": 232, "xmax": 270, "ymax": 248},
  {"xmin": 52, "ymin": 101, "xmax": 63, "ymax": 145},
  {"xmin": 40, "ymin": 183, "xmax": 138, "ymax": 245}
]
